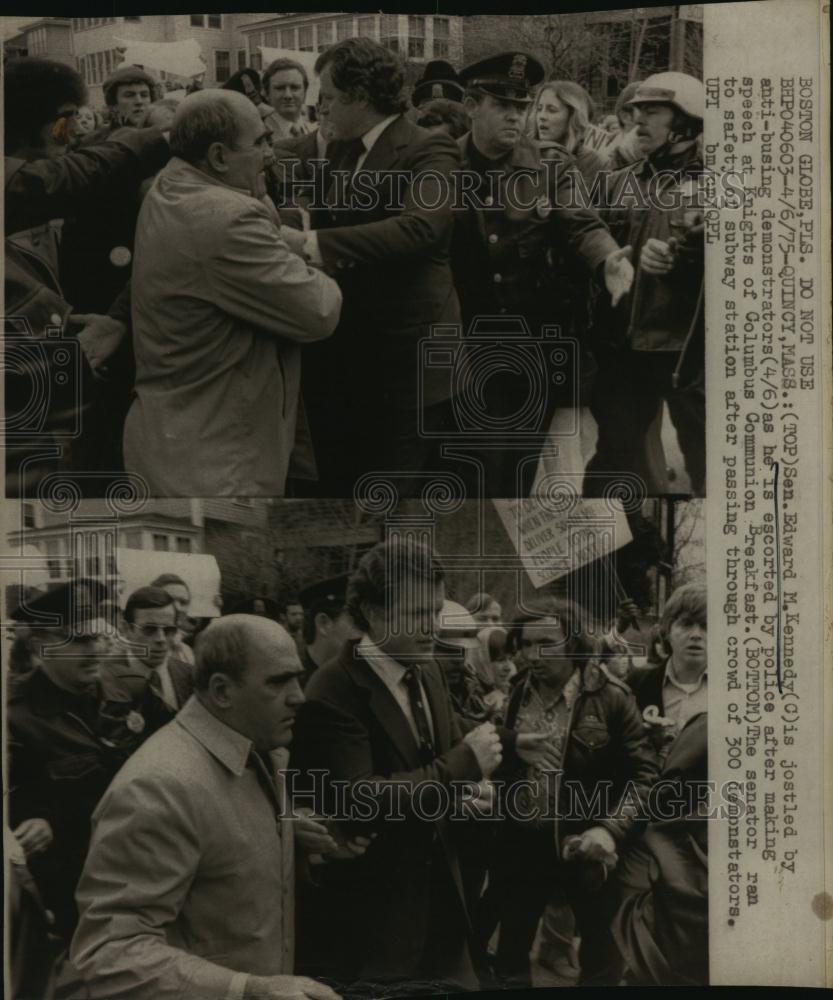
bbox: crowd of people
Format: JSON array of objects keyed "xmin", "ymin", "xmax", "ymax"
[
  {"xmin": 5, "ymin": 40, "xmax": 706, "ymax": 499},
  {"xmin": 7, "ymin": 537, "xmax": 709, "ymax": 998}
]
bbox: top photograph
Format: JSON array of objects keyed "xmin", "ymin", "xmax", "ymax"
[{"xmin": 3, "ymin": 8, "xmax": 706, "ymax": 501}]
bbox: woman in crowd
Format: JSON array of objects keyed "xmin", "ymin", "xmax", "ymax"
[{"xmin": 531, "ymin": 79, "xmax": 606, "ymax": 186}]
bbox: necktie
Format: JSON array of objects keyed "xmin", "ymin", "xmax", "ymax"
[
  {"xmin": 326, "ymin": 136, "xmax": 366, "ymax": 205},
  {"xmin": 247, "ymin": 748, "xmax": 283, "ymax": 823},
  {"xmin": 403, "ymin": 666, "xmax": 436, "ymax": 763},
  {"xmin": 147, "ymin": 669, "xmax": 163, "ymax": 698}
]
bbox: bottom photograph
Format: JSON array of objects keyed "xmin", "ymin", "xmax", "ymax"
[{"xmin": 4, "ymin": 495, "xmax": 707, "ymax": 997}]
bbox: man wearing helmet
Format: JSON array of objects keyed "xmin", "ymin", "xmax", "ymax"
[{"xmin": 584, "ymin": 72, "xmax": 706, "ymax": 498}]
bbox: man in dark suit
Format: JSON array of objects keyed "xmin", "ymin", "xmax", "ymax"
[
  {"xmin": 292, "ymin": 539, "xmax": 511, "ymax": 995},
  {"xmin": 280, "ymin": 38, "xmax": 464, "ymax": 494},
  {"xmin": 102, "ymin": 586, "xmax": 195, "ymax": 711}
]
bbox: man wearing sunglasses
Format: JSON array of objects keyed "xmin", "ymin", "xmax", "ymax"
[{"xmin": 105, "ymin": 586, "xmax": 196, "ymax": 712}]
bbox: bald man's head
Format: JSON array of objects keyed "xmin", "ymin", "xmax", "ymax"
[
  {"xmin": 194, "ymin": 613, "xmax": 298, "ymax": 690},
  {"xmin": 170, "ymin": 88, "xmax": 262, "ymax": 166},
  {"xmin": 194, "ymin": 614, "xmax": 305, "ymax": 751}
]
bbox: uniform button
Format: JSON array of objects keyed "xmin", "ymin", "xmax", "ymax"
[
  {"xmin": 488, "ymin": 233, "xmax": 498, "ymax": 244},
  {"xmin": 49, "ymin": 313, "xmax": 62, "ymax": 326},
  {"xmin": 109, "ymin": 246, "xmax": 132, "ymax": 267},
  {"xmin": 493, "ymin": 273, "xmax": 502, "ymax": 283},
  {"xmin": 484, "ymin": 196, "xmax": 493, "ymax": 207}
]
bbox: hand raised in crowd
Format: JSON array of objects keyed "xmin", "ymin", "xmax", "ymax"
[
  {"xmin": 603, "ymin": 245, "xmax": 634, "ymax": 305},
  {"xmin": 463, "ymin": 721, "xmax": 502, "ymax": 776},
  {"xmin": 13, "ymin": 817, "xmax": 53, "ymax": 857},
  {"xmin": 515, "ymin": 730, "xmax": 554, "ymax": 765},
  {"xmin": 69, "ymin": 313, "xmax": 127, "ymax": 375},
  {"xmin": 639, "ymin": 237, "xmax": 676, "ymax": 275},
  {"xmin": 244, "ymin": 974, "xmax": 341, "ymax": 1000},
  {"xmin": 562, "ymin": 825, "xmax": 618, "ymax": 870}
]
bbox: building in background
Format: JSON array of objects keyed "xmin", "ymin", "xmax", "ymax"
[
  {"xmin": 3, "ymin": 17, "xmax": 74, "ymax": 67},
  {"xmin": 69, "ymin": 13, "xmax": 265, "ymax": 105},
  {"xmin": 238, "ymin": 12, "xmax": 463, "ymax": 73}
]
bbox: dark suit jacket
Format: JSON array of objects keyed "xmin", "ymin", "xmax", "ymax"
[
  {"xmin": 100, "ymin": 655, "xmax": 195, "ymax": 710},
  {"xmin": 299, "ymin": 116, "xmax": 463, "ymax": 483},
  {"xmin": 628, "ymin": 662, "xmax": 668, "ymax": 716},
  {"xmin": 291, "ymin": 638, "xmax": 481, "ymax": 988}
]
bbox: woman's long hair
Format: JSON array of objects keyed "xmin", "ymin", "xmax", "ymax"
[{"xmin": 531, "ymin": 80, "xmax": 595, "ymax": 154}]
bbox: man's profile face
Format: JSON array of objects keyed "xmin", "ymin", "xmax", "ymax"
[
  {"xmin": 317, "ymin": 64, "xmax": 367, "ymax": 140},
  {"xmin": 220, "ymin": 100, "xmax": 273, "ymax": 196},
  {"xmin": 370, "ymin": 578, "xmax": 445, "ymax": 661},
  {"xmin": 227, "ymin": 622, "xmax": 305, "ymax": 750},
  {"xmin": 267, "ymin": 68, "xmax": 306, "ymax": 121},
  {"xmin": 634, "ymin": 103, "xmax": 675, "ymax": 153},
  {"xmin": 468, "ymin": 93, "xmax": 524, "ymax": 155},
  {"xmin": 115, "ymin": 82, "xmax": 152, "ymax": 126},
  {"xmin": 125, "ymin": 602, "xmax": 177, "ymax": 668}
]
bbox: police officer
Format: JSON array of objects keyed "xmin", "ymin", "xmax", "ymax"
[
  {"xmin": 7, "ymin": 579, "xmax": 172, "ymax": 942},
  {"xmin": 297, "ymin": 574, "xmax": 359, "ymax": 685},
  {"xmin": 450, "ymin": 52, "xmax": 633, "ymax": 496},
  {"xmin": 411, "ymin": 60, "xmax": 465, "ymax": 108},
  {"xmin": 584, "ymin": 72, "xmax": 706, "ymax": 497}
]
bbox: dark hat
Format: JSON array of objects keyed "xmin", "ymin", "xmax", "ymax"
[
  {"xmin": 459, "ymin": 52, "xmax": 545, "ymax": 104},
  {"xmin": 299, "ymin": 574, "xmax": 349, "ymax": 619},
  {"xmin": 103, "ymin": 64, "xmax": 157, "ymax": 106},
  {"xmin": 12, "ymin": 578, "xmax": 107, "ymax": 635},
  {"xmin": 412, "ymin": 60, "xmax": 465, "ymax": 107}
]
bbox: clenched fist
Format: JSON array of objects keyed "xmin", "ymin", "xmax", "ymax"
[{"xmin": 463, "ymin": 721, "xmax": 502, "ymax": 777}]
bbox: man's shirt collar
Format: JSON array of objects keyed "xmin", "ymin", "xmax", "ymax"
[{"xmin": 175, "ymin": 695, "xmax": 253, "ymax": 777}]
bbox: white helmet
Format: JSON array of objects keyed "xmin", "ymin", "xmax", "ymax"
[
  {"xmin": 437, "ymin": 600, "xmax": 480, "ymax": 649},
  {"xmin": 626, "ymin": 72, "xmax": 704, "ymax": 120}
]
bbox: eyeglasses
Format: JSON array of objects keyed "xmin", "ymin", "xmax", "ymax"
[{"xmin": 134, "ymin": 624, "xmax": 178, "ymax": 639}]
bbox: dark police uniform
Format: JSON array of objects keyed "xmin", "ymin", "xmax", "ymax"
[
  {"xmin": 450, "ymin": 53, "xmax": 620, "ymax": 495},
  {"xmin": 7, "ymin": 582, "xmax": 172, "ymax": 941}
]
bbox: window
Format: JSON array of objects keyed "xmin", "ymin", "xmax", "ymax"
[
  {"xmin": 190, "ymin": 15, "xmax": 204, "ymax": 28},
  {"xmin": 337, "ymin": 18, "xmax": 353, "ymax": 40},
  {"xmin": 408, "ymin": 15, "xmax": 425, "ymax": 59},
  {"xmin": 73, "ymin": 18, "xmax": 80, "ymax": 31},
  {"xmin": 298, "ymin": 26, "xmax": 313, "ymax": 51},
  {"xmin": 215, "ymin": 49, "xmax": 230, "ymax": 83},
  {"xmin": 358, "ymin": 17, "xmax": 375, "ymax": 38},
  {"xmin": 152, "ymin": 533, "xmax": 170, "ymax": 552},
  {"xmin": 124, "ymin": 530, "xmax": 143, "ymax": 549},
  {"xmin": 381, "ymin": 13, "xmax": 399, "ymax": 52},
  {"xmin": 433, "ymin": 17, "xmax": 450, "ymax": 58},
  {"xmin": 317, "ymin": 21, "xmax": 333, "ymax": 50},
  {"xmin": 281, "ymin": 28, "xmax": 295, "ymax": 48},
  {"xmin": 96, "ymin": 51, "xmax": 105, "ymax": 82},
  {"xmin": 264, "ymin": 29, "xmax": 278, "ymax": 47},
  {"xmin": 238, "ymin": 49, "xmax": 247, "ymax": 70},
  {"xmin": 124, "ymin": 16, "xmax": 141, "ymax": 22},
  {"xmin": 175, "ymin": 536, "xmax": 193, "ymax": 553},
  {"xmin": 208, "ymin": 15, "xmax": 222, "ymax": 29},
  {"xmin": 251, "ymin": 50, "xmax": 262, "ymax": 71}
]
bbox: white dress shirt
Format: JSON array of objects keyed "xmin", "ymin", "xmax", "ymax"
[
  {"xmin": 662, "ymin": 660, "xmax": 708, "ymax": 731},
  {"xmin": 302, "ymin": 114, "xmax": 400, "ymax": 265},
  {"xmin": 359, "ymin": 635, "xmax": 435, "ymax": 746}
]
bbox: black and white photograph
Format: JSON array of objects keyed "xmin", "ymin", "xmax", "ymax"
[
  {"xmin": 3, "ymin": 494, "xmax": 708, "ymax": 997},
  {"xmin": 3, "ymin": 7, "xmax": 705, "ymax": 500}
]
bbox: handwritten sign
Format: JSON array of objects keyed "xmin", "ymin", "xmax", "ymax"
[
  {"xmin": 582, "ymin": 122, "xmax": 619, "ymax": 154},
  {"xmin": 493, "ymin": 497, "xmax": 632, "ymax": 588}
]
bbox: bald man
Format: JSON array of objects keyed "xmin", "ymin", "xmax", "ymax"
[
  {"xmin": 123, "ymin": 89, "xmax": 342, "ymax": 496},
  {"xmin": 71, "ymin": 616, "xmax": 338, "ymax": 1000}
]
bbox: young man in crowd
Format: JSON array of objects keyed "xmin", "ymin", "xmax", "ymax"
[
  {"xmin": 101, "ymin": 586, "xmax": 195, "ymax": 712},
  {"xmin": 297, "ymin": 575, "xmax": 359, "ymax": 685},
  {"xmin": 261, "ymin": 57, "xmax": 314, "ymax": 141}
]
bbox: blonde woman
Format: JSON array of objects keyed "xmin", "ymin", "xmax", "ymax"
[{"xmin": 531, "ymin": 80, "xmax": 606, "ymax": 186}]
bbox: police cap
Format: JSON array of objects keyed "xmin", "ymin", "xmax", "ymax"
[
  {"xmin": 412, "ymin": 60, "xmax": 465, "ymax": 107},
  {"xmin": 12, "ymin": 578, "xmax": 107, "ymax": 636},
  {"xmin": 459, "ymin": 52, "xmax": 545, "ymax": 104}
]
